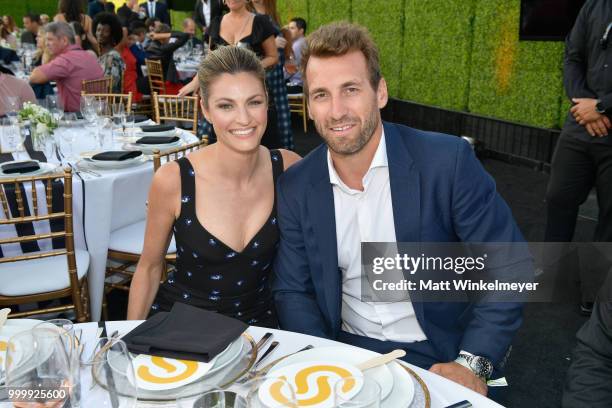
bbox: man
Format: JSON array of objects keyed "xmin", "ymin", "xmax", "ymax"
[
  {"xmin": 88, "ymin": 0, "xmax": 106, "ymax": 18},
  {"xmin": 21, "ymin": 13, "xmax": 41, "ymax": 46},
  {"xmin": 30, "ymin": 22, "xmax": 103, "ymax": 112},
  {"xmin": 545, "ymin": 0, "xmax": 612, "ymax": 315},
  {"xmin": 272, "ymin": 22, "xmax": 531, "ymax": 397},
  {"xmin": 285, "ymin": 17, "xmax": 306, "ymax": 94},
  {"xmin": 0, "ymin": 73, "xmax": 36, "ymax": 116},
  {"xmin": 193, "ymin": 0, "xmax": 224, "ymax": 42},
  {"xmin": 563, "ymin": 271, "xmax": 612, "ymax": 407},
  {"xmin": 145, "ymin": 24, "xmax": 189, "ymax": 90},
  {"xmin": 181, "ymin": 17, "xmax": 202, "ymax": 48},
  {"xmin": 139, "ymin": 0, "xmax": 170, "ymax": 25}
]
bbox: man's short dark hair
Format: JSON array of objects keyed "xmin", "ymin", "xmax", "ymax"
[
  {"xmin": 93, "ymin": 12, "xmax": 124, "ymax": 46},
  {"xmin": 154, "ymin": 23, "xmax": 171, "ymax": 34},
  {"xmin": 145, "ymin": 17, "xmax": 159, "ymax": 29},
  {"xmin": 24, "ymin": 13, "xmax": 41, "ymax": 25},
  {"xmin": 291, "ymin": 17, "xmax": 307, "ymax": 34}
]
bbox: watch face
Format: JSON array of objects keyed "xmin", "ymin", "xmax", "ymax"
[{"xmin": 471, "ymin": 357, "xmax": 493, "ymax": 377}]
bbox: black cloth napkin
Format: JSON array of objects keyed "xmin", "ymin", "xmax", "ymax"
[
  {"xmin": 133, "ymin": 114, "xmax": 149, "ymax": 123},
  {"xmin": 140, "ymin": 124, "xmax": 175, "ymax": 132},
  {"xmin": 91, "ymin": 151, "xmax": 143, "ymax": 161},
  {"xmin": 1, "ymin": 161, "xmax": 40, "ymax": 174},
  {"xmin": 135, "ymin": 136, "xmax": 180, "ymax": 145},
  {"xmin": 122, "ymin": 302, "xmax": 248, "ymax": 363}
]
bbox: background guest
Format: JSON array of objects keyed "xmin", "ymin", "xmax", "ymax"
[
  {"xmin": 139, "ymin": 0, "xmax": 169, "ymax": 25},
  {"xmin": 93, "ymin": 12, "xmax": 125, "ymax": 93},
  {"xmin": 0, "ymin": 72, "xmax": 36, "ymax": 116},
  {"xmin": 40, "ymin": 14, "xmax": 50, "ymax": 25},
  {"xmin": 121, "ymin": 26, "xmax": 143, "ymax": 102},
  {"xmin": 2, "ymin": 16, "xmax": 18, "ymax": 35},
  {"xmin": 30, "ymin": 22, "xmax": 103, "ymax": 112},
  {"xmin": 55, "ymin": 0, "xmax": 99, "ymax": 53},
  {"xmin": 117, "ymin": 0, "xmax": 141, "ymax": 28},
  {"xmin": 0, "ymin": 21, "xmax": 17, "ymax": 49},
  {"xmin": 70, "ymin": 21, "xmax": 97, "ymax": 57},
  {"xmin": 194, "ymin": 0, "xmax": 224, "ymax": 43},
  {"xmin": 285, "ymin": 17, "xmax": 306, "ymax": 94},
  {"xmin": 21, "ymin": 13, "xmax": 41, "ymax": 46},
  {"xmin": 181, "ymin": 17, "xmax": 202, "ymax": 49},
  {"xmin": 145, "ymin": 24, "xmax": 188, "ymax": 94},
  {"xmin": 87, "ymin": 0, "xmax": 106, "ymax": 18}
]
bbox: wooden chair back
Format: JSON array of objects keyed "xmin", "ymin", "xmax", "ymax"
[
  {"xmin": 153, "ymin": 140, "xmax": 208, "ymax": 171},
  {"xmin": 82, "ymin": 76, "xmax": 113, "ymax": 94},
  {"xmin": 145, "ymin": 59, "xmax": 166, "ymax": 95},
  {"xmin": 153, "ymin": 92, "xmax": 199, "ymax": 134}
]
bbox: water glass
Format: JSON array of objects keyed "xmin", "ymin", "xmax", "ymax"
[
  {"xmin": 46, "ymin": 95, "xmax": 64, "ymax": 122},
  {"xmin": 1, "ymin": 117, "xmax": 24, "ymax": 152},
  {"xmin": 76, "ymin": 337, "xmax": 138, "ymax": 407},
  {"xmin": 4, "ymin": 95, "xmax": 20, "ymax": 122},
  {"xmin": 5, "ymin": 328, "xmax": 74, "ymax": 407},
  {"xmin": 112, "ymin": 102, "xmax": 126, "ymax": 130},
  {"xmin": 176, "ymin": 390, "xmax": 247, "ymax": 408},
  {"xmin": 124, "ymin": 112, "xmax": 135, "ymax": 137},
  {"xmin": 334, "ymin": 376, "xmax": 381, "ymax": 408}
]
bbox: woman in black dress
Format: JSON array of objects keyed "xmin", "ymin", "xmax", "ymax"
[{"xmin": 127, "ymin": 46, "xmax": 300, "ymax": 327}]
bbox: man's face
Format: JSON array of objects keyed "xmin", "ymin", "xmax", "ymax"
[
  {"xmin": 23, "ymin": 17, "xmax": 32, "ymax": 32},
  {"xmin": 46, "ymin": 32, "xmax": 69, "ymax": 57},
  {"xmin": 306, "ymin": 50, "xmax": 387, "ymax": 156},
  {"xmin": 183, "ymin": 20, "xmax": 196, "ymax": 36},
  {"xmin": 288, "ymin": 22, "xmax": 303, "ymax": 40}
]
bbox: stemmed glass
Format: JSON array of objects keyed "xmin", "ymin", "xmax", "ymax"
[
  {"xmin": 1, "ymin": 117, "xmax": 24, "ymax": 153},
  {"xmin": 46, "ymin": 95, "xmax": 64, "ymax": 123},
  {"xmin": 4, "ymin": 96, "xmax": 20, "ymax": 123},
  {"xmin": 334, "ymin": 376, "xmax": 381, "ymax": 408},
  {"xmin": 95, "ymin": 100, "xmax": 110, "ymax": 148}
]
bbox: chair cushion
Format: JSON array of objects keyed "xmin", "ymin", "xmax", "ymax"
[
  {"xmin": 108, "ymin": 220, "xmax": 176, "ymax": 255},
  {"xmin": 0, "ymin": 249, "xmax": 89, "ymax": 296}
]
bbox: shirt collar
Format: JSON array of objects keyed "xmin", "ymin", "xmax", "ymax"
[{"xmin": 327, "ymin": 128, "xmax": 387, "ymax": 190}]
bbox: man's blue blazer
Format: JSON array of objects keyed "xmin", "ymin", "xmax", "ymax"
[{"xmin": 272, "ymin": 121, "xmax": 532, "ymax": 368}]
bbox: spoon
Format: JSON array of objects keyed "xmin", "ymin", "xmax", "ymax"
[
  {"xmin": 0, "ymin": 309, "xmax": 10, "ymax": 332},
  {"xmin": 356, "ymin": 349, "xmax": 406, "ymax": 371}
]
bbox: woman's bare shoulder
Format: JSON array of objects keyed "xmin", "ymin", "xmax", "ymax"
[{"xmin": 278, "ymin": 149, "xmax": 301, "ymax": 170}]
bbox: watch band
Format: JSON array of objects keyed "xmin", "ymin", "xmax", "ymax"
[
  {"xmin": 455, "ymin": 353, "xmax": 493, "ymax": 380},
  {"xmin": 596, "ymin": 99, "xmax": 606, "ymax": 114}
]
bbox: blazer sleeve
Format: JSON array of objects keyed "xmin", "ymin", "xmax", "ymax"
[
  {"xmin": 563, "ymin": 0, "xmax": 597, "ymax": 100},
  {"xmin": 272, "ymin": 175, "xmax": 332, "ymax": 339},
  {"xmin": 451, "ymin": 139, "xmax": 532, "ymax": 367}
]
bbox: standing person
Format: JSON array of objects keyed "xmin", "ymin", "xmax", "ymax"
[
  {"xmin": 249, "ymin": 0, "xmax": 294, "ymax": 150},
  {"xmin": 545, "ymin": 0, "xmax": 612, "ymax": 314},
  {"xmin": 272, "ymin": 22, "xmax": 532, "ymax": 398},
  {"xmin": 139, "ymin": 0, "xmax": 170, "ymax": 25},
  {"xmin": 127, "ymin": 46, "xmax": 300, "ymax": 326},
  {"xmin": 285, "ymin": 17, "xmax": 306, "ymax": 94},
  {"xmin": 93, "ymin": 12, "xmax": 125, "ymax": 93},
  {"xmin": 193, "ymin": 0, "xmax": 224, "ymax": 42},
  {"xmin": 55, "ymin": 0, "xmax": 99, "ymax": 53},
  {"xmin": 117, "ymin": 0, "xmax": 140, "ymax": 28},
  {"xmin": 87, "ymin": 0, "xmax": 106, "ymax": 18},
  {"xmin": 29, "ymin": 22, "xmax": 103, "ymax": 112},
  {"xmin": 21, "ymin": 13, "xmax": 41, "ymax": 46}
]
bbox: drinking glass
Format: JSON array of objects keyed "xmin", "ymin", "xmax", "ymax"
[
  {"xmin": 80, "ymin": 95, "xmax": 95, "ymax": 117},
  {"xmin": 1, "ymin": 117, "xmax": 24, "ymax": 152},
  {"xmin": 5, "ymin": 328, "xmax": 74, "ymax": 407},
  {"xmin": 62, "ymin": 112, "xmax": 78, "ymax": 128},
  {"xmin": 76, "ymin": 337, "xmax": 138, "ymax": 407},
  {"xmin": 46, "ymin": 95, "xmax": 63, "ymax": 122},
  {"xmin": 123, "ymin": 112, "xmax": 135, "ymax": 138},
  {"xmin": 176, "ymin": 390, "xmax": 247, "ymax": 408},
  {"xmin": 334, "ymin": 376, "xmax": 381, "ymax": 408},
  {"xmin": 4, "ymin": 96, "xmax": 20, "ymax": 122},
  {"xmin": 112, "ymin": 102, "xmax": 126, "ymax": 131}
]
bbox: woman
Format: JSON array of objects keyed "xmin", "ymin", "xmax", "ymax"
[
  {"xmin": 70, "ymin": 21, "xmax": 97, "ymax": 57},
  {"xmin": 250, "ymin": 0, "xmax": 294, "ymax": 150},
  {"xmin": 0, "ymin": 22, "xmax": 16, "ymax": 49},
  {"xmin": 31, "ymin": 27, "xmax": 55, "ymax": 101},
  {"xmin": 54, "ymin": 0, "xmax": 98, "ymax": 53},
  {"xmin": 2, "ymin": 16, "xmax": 18, "ymax": 35},
  {"xmin": 127, "ymin": 46, "xmax": 300, "ymax": 327},
  {"xmin": 93, "ymin": 13, "xmax": 125, "ymax": 93}
]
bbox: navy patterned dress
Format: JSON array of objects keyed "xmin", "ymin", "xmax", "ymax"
[{"xmin": 151, "ymin": 150, "xmax": 284, "ymax": 328}]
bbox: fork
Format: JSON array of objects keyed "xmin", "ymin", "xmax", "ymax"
[{"xmin": 234, "ymin": 344, "xmax": 314, "ymax": 385}]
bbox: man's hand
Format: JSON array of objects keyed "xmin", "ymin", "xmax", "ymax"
[
  {"xmin": 571, "ymin": 98, "xmax": 600, "ymax": 124},
  {"xmin": 585, "ymin": 116, "xmax": 611, "ymax": 137},
  {"xmin": 429, "ymin": 362, "xmax": 487, "ymax": 396}
]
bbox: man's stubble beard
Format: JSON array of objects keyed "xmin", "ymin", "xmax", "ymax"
[{"xmin": 315, "ymin": 104, "xmax": 380, "ymax": 156}]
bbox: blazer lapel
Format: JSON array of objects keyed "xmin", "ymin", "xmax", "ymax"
[
  {"xmin": 384, "ymin": 122, "xmax": 425, "ymax": 321},
  {"xmin": 307, "ymin": 148, "xmax": 341, "ymax": 335}
]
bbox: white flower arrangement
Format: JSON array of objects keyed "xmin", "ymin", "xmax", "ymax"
[{"xmin": 18, "ymin": 102, "xmax": 58, "ymax": 142}]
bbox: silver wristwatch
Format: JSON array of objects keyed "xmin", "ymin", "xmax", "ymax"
[{"xmin": 455, "ymin": 352, "xmax": 493, "ymax": 380}]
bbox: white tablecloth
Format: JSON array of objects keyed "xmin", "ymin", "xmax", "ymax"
[{"xmin": 70, "ymin": 321, "xmax": 504, "ymax": 408}]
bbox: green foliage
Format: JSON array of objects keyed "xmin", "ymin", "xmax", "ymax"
[
  {"xmin": 308, "ymin": 0, "xmax": 351, "ymax": 32},
  {"xmin": 278, "ymin": 0, "xmax": 309, "ymax": 26},
  {"xmin": 352, "ymin": 0, "xmax": 403, "ymax": 96},
  {"xmin": 400, "ymin": 0, "xmax": 474, "ymax": 111},
  {"xmin": 468, "ymin": 0, "xmax": 564, "ymax": 128},
  {"xmin": 169, "ymin": 9, "xmax": 191, "ymax": 30}
]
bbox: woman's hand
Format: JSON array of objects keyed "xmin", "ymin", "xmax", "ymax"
[{"xmin": 178, "ymin": 75, "xmax": 200, "ymax": 96}]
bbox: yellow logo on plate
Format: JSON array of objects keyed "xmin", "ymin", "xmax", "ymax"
[{"xmin": 137, "ymin": 356, "xmax": 199, "ymax": 384}]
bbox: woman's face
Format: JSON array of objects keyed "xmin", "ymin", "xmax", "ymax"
[
  {"xmin": 96, "ymin": 24, "xmax": 113, "ymax": 47},
  {"xmin": 203, "ymin": 72, "xmax": 268, "ymax": 154},
  {"xmin": 225, "ymin": 0, "xmax": 247, "ymax": 12}
]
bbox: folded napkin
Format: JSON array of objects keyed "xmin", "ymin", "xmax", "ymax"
[
  {"xmin": 91, "ymin": 151, "xmax": 143, "ymax": 161},
  {"xmin": 122, "ymin": 302, "xmax": 248, "ymax": 363},
  {"xmin": 140, "ymin": 124, "xmax": 175, "ymax": 133},
  {"xmin": 1, "ymin": 161, "xmax": 40, "ymax": 174},
  {"xmin": 133, "ymin": 114, "xmax": 149, "ymax": 123},
  {"xmin": 136, "ymin": 136, "xmax": 180, "ymax": 145}
]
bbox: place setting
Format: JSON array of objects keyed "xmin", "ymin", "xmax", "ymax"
[{"xmin": 122, "ymin": 124, "xmax": 188, "ymax": 154}]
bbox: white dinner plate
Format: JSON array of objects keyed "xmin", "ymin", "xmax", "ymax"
[
  {"xmin": 83, "ymin": 154, "xmax": 147, "ymax": 170},
  {"xmin": 269, "ymin": 346, "xmax": 414, "ymax": 408},
  {"xmin": 0, "ymin": 161, "xmax": 58, "ymax": 179},
  {"xmin": 123, "ymin": 140, "xmax": 184, "ymax": 154},
  {"xmin": 0, "ymin": 318, "xmax": 44, "ymax": 383}
]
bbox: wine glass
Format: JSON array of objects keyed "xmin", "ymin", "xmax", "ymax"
[
  {"xmin": 80, "ymin": 95, "xmax": 95, "ymax": 117},
  {"xmin": 4, "ymin": 96, "xmax": 20, "ymax": 122},
  {"xmin": 334, "ymin": 376, "xmax": 381, "ymax": 408},
  {"xmin": 76, "ymin": 337, "xmax": 138, "ymax": 407},
  {"xmin": 1, "ymin": 117, "xmax": 24, "ymax": 152},
  {"xmin": 176, "ymin": 390, "xmax": 247, "ymax": 408},
  {"xmin": 46, "ymin": 95, "xmax": 63, "ymax": 122},
  {"xmin": 5, "ymin": 328, "xmax": 74, "ymax": 407}
]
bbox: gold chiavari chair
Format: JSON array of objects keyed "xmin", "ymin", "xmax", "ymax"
[
  {"xmin": 102, "ymin": 140, "xmax": 207, "ymax": 318},
  {"xmin": 82, "ymin": 76, "xmax": 113, "ymax": 94},
  {"xmin": 0, "ymin": 168, "xmax": 90, "ymax": 322},
  {"xmin": 153, "ymin": 92, "xmax": 199, "ymax": 135},
  {"xmin": 81, "ymin": 92, "xmax": 133, "ymax": 115},
  {"xmin": 145, "ymin": 59, "xmax": 166, "ymax": 95},
  {"xmin": 288, "ymin": 92, "xmax": 308, "ymax": 132}
]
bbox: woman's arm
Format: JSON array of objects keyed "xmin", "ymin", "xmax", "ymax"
[
  {"xmin": 83, "ymin": 15, "xmax": 99, "ymax": 54},
  {"xmin": 178, "ymin": 74, "xmax": 200, "ymax": 96},
  {"xmin": 127, "ymin": 163, "xmax": 181, "ymax": 319},
  {"xmin": 260, "ymin": 36, "xmax": 278, "ymax": 69}
]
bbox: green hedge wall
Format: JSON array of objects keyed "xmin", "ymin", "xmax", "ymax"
[
  {"xmin": 468, "ymin": 0, "xmax": 565, "ymax": 128},
  {"xmin": 278, "ymin": 0, "xmax": 309, "ymax": 26},
  {"xmin": 308, "ymin": 0, "xmax": 351, "ymax": 34},
  {"xmin": 0, "ymin": 0, "xmax": 57, "ymax": 24}
]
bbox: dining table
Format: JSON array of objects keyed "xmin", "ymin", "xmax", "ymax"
[{"xmin": 60, "ymin": 320, "xmax": 505, "ymax": 408}]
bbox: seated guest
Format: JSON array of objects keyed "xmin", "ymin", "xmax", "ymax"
[
  {"xmin": 93, "ymin": 12, "xmax": 125, "ymax": 93},
  {"xmin": 0, "ymin": 72, "xmax": 36, "ymax": 116},
  {"xmin": 563, "ymin": 273, "xmax": 612, "ymax": 407},
  {"xmin": 21, "ymin": 13, "xmax": 42, "ymax": 46},
  {"xmin": 0, "ymin": 22, "xmax": 16, "ymax": 49},
  {"xmin": 30, "ymin": 26, "xmax": 54, "ymax": 101},
  {"xmin": 2, "ymin": 16, "xmax": 18, "ymax": 36},
  {"xmin": 121, "ymin": 27, "xmax": 143, "ymax": 102},
  {"xmin": 127, "ymin": 46, "xmax": 300, "ymax": 326},
  {"xmin": 145, "ymin": 24, "xmax": 189, "ymax": 94},
  {"xmin": 285, "ymin": 17, "xmax": 306, "ymax": 94},
  {"xmin": 181, "ymin": 17, "xmax": 203, "ymax": 49},
  {"xmin": 30, "ymin": 22, "xmax": 103, "ymax": 112},
  {"xmin": 128, "ymin": 23, "xmax": 147, "ymax": 67},
  {"xmin": 272, "ymin": 22, "xmax": 532, "ymax": 397},
  {"xmin": 142, "ymin": 17, "xmax": 160, "ymax": 48}
]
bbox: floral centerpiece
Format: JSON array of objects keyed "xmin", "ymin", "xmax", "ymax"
[{"xmin": 18, "ymin": 102, "xmax": 59, "ymax": 146}]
